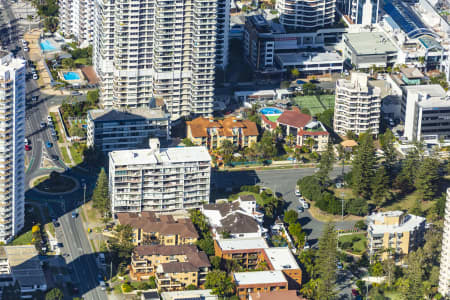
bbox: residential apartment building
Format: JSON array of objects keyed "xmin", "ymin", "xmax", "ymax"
[
  {"xmin": 339, "ymin": 0, "xmax": 379, "ymax": 25},
  {"xmin": 243, "ymin": 15, "xmax": 345, "ymax": 75},
  {"xmin": 367, "ymin": 211, "xmax": 426, "ymax": 261},
  {"xmin": 186, "ymin": 116, "xmax": 258, "ymax": 150},
  {"xmin": 161, "ymin": 290, "xmax": 218, "ymax": 300},
  {"xmin": 59, "ymin": 0, "xmax": 95, "ymax": 46},
  {"xmin": 262, "ymin": 108, "xmax": 329, "ymax": 151},
  {"xmin": 438, "ymin": 188, "xmax": 450, "ymax": 297},
  {"xmin": 401, "ymin": 85, "xmax": 450, "ymax": 143},
  {"xmin": 249, "ymin": 290, "xmax": 306, "ymax": 300},
  {"xmin": 116, "ymin": 211, "xmax": 199, "ymax": 246},
  {"xmin": 276, "ymin": 0, "xmax": 336, "ymax": 31},
  {"xmin": 233, "ymin": 271, "xmax": 289, "ymax": 299},
  {"xmin": 216, "ymin": 0, "xmax": 230, "ymax": 69},
  {"xmin": 130, "ymin": 244, "xmax": 210, "ymax": 290},
  {"xmin": 86, "ymin": 107, "xmax": 170, "ymax": 152},
  {"xmin": 0, "ymin": 51, "xmax": 25, "ymax": 243},
  {"xmin": 214, "ymin": 238, "xmax": 302, "ymax": 290},
  {"xmin": 0, "ymin": 245, "xmax": 47, "ymax": 298},
  {"xmin": 109, "ymin": 140, "xmax": 211, "ymax": 213},
  {"xmin": 333, "ymin": 72, "xmax": 381, "ymax": 136},
  {"xmin": 93, "ymin": 0, "xmax": 217, "ymax": 119},
  {"xmin": 203, "ymin": 195, "xmax": 266, "ymax": 238}
]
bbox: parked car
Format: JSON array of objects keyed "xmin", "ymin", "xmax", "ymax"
[
  {"xmin": 45, "ymin": 141, "xmax": 52, "ymax": 148},
  {"xmin": 23, "ymin": 47, "xmax": 29, "ymax": 52},
  {"xmin": 47, "ymin": 116, "xmax": 52, "ymax": 122},
  {"xmin": 337, "ymin": 262, "xmax": 343, "ymax": 270},
  {"xmin": 32, "ymin": 96, "xmax": 38, "ymax": 102},
  {"xmin": 71, "ymin": 211, "xmax": 77, "ymax": 218},
  {"xmin": 25, "ymin": 144, "xmax": 31, "ymax": 151},
  {"xmin": 304, "ymin": 242, "xmax": 310, "ymax": 250},
  {"xmin": 24, "ymin": 138, "xmax": 29, "ymax": 145},
  {"xmin": 52, "ymin": 135, "xmax": 58, "ymax": 141},
  {"xmin": 297, "ymin": 206, "xmax": 304, "ymax": 213},
  {"xmin": 51, "ymin": 155, "xmax": 59, "ymax": 161},
  {"xmin": 295, "ymin": 190, "xmax": 301, "ymax": 197},
  {"xmin": 40, "ymin": 122, "xmax": 46, "ymax": 128},
  {"xmin": 32, "ymin": 74, "xmax": 38, "ymax": 80}
]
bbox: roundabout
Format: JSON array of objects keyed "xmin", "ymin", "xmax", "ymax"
[{"xmin": 31, "ymin": 171, "xmax": 79, "ymax": 195}]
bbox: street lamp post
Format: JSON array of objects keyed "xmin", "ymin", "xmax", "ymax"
[
  {"xmin": 83, "ymin": 183, "xmax": 86, "ymax": 206},
  {"xmin": 341, "ymin": 192, "xmax": 345, "ymax": 221}
]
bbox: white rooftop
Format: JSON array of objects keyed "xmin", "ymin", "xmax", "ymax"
[
  {"xmin": 404, "ymin": 84, "xmax": 446, "ymax": 98},
  {"xmin": 404, "ymin": 84, "xmax": 450, "ymax": 108},
  {"xmin": 109, "ymin": 146, "xmax": 211, "ymax": 165},
  {"xmin": 367, "ymin": 211, "xmax": 426, "ymax": 235},
  {"xmin": 0, "ymin": 52, "xmax": 26, "ymax": 73},
  {"xmin": 234, "ymin": 271, "xmax": 287, "ymax": 285},
  {"xmin": 264, "ymin": 247, "xmax": 300, "ymax": 270},
  {"xmin": 217, "ymin": 237, "xmax": 269, "ymax": 251},
  {"xmin": 276, "ymin": 51, "xmax": 343, "ymax": 65}
]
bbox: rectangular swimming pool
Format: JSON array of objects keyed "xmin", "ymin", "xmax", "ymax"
[{"xmin": 63, "ymin": 72, "xmax": 81, "ymax": 81}]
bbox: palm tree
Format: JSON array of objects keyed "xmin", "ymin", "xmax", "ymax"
[
  {"xmin": 305, "ymin": 137, "xmax": 316, "ymax": 152},
  {"xmin": 286, "ymin": 134, "xmax": 294, "ymax": 146}
]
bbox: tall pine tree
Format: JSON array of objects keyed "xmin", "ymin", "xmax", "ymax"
[
  {"xmin": 351, "ymin": 133, "xmax": 376, "ymax": 199},
  {"xmin": 414, "ymin": 157, "xmax": 440, "ymax": 201},
  {"xmin": 92, "ymin": 168, "xmax": 110, "ymax": 216},
  {"xmin": 316, "ymin": 141, "xmax": 335, "ymax": 186},
  {"xmin": 379, "ymin": 129, "xmax": 396, "ymax": 175},
  {"xmin": 316, "ymin": 222, "xmax": 338, "ymax": 300},
  {"xmin": 371, "ymin": 165, "xmax": 390, "ymax": 208}
]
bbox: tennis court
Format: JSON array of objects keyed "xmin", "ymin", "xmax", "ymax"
[{"xmin": 293, "ymin": 94, "xmax": 335, "ymax": 115}]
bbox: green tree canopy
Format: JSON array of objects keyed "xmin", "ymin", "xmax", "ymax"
[
  {"xmin": 45, "ymin": 288, "xmax": 63, "ymax": 300},
  {"xmin": 414, "ymin": 157, "xmax": 440, "ymax": 201},
  {"xmin": 92, "ymin": 168, "xmax": 109, "ymax": 216},
  {"xmin": 205, "ymin": 270, "xmax": 235, "ymax": 297},
  {"xmin": 316, "ymin": 222, "xmax": 338, "ymax": 300},
  {"xmin": 351, "ymin": 133, "xmax": 376, "ymax": 199},
  {"xmin": 284, "ymin": 209, "xmax": 298, "ymax": 225}
]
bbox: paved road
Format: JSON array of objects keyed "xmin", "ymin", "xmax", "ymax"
[{"xmin": 211, "ymin": 166, "xmax": 354, "ymax": 245}]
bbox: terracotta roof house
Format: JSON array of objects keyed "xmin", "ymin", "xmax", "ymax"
[
  {"xmin": 262, "ymin": 108, "xmax": 329, "ymax": 151},
  {"xmin": 117, "ymin": 212, "xmax": 199, "ymax": 246},
  {"xmin": 186, "ymin": 116, "xmax": 258, "ymax": 150},
  {"xmin": 202, "ymin": 196, "xmax": 266, "ymax": 238},
  {"xmin": 249, "ymin": 290, "xmax": 306, "ymax": 300},
  {"xmin": 130, "ymin": 244, "xmax": 211, "ymax": 289}
]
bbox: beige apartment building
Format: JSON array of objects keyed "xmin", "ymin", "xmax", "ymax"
[
  {"xmin": 334, "ymin": 72, "xmax": 381, "ymax": 136},
  {"xmin": 117, "ymin": 212, "xmax": 199, "ymax": 246},
  {"xmin": 130, "ymin": 244, "xmax": 210, "ymax": 291},
  {"xmin": 186, "ymin": 116, "xmax": 258, "ymax": 150},
  {"xmin": 367, "ymin": 211, "xmax": 426, "ymax": 261}
]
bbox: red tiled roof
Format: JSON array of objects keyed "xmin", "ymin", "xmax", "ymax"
[
  {"xmin": 261, "ymin": 114, "xmax": 277, "ymax": 129},
  {"xmin": 187, "ymin": 117, "xmax": 258, "ymax": 138},
  {"xmin": 276, "ymin": 110, "xmax": 311, "ymax": 129}
]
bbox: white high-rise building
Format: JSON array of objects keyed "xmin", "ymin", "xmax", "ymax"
[
  {"xmin": 216, "ymin": 0, "xmax": 230, "ymax": 69},
  {"xmin": 277, "ymin": 0, "xmax": 336, "ymax": 31},
  {"xmin": 333, "ymin": 72, "xmax": 381, "ymax": 136},
  {"xmin": 439, "ymin": 188, "xmax": 450, "ymax": 297},
  {"xmin": 0, "ymin": 51, "xmax": 25, "ymax": 243},
  {"xmin": 59, "ymin": 0, "xmax": 95, "ymax": 46},
  {"xmin": 93, "ymin": 0, "xmax": 217, "ymax": 120},
  {"xmin": 109, "ymin": 139, "xmax": 211, "ymax": 213}
]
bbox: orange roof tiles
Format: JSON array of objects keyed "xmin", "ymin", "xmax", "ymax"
[
  {"xmin": 187, "ymin": 117, "xmax": 258, "ymax": 138},
  {"xmin": 276, "ymin": 110, "xmax": 312, "ymax": 129}
]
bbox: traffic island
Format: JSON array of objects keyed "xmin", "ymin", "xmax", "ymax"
[{"xmin": 32, "ymin": 171, "xmax": 79, "ymax": 194}]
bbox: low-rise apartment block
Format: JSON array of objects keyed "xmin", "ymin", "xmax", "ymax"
[
  {"xmin": 109, "ymin": 141, "xmax": 211, "ymax": 214},
  {"xmin": 262, "ymin": 108, "xmax": 329, "ymax": 151},
  {"xmin": 203, "ymin": 195, "xmax": 265, "ymax": 238},
  {"xmin": 401, "ymin": 85, "xmax": 450, "ymax": 143},
  {"xmin": 0, "ymin": 245, "xmax": 47, "ymax": 298},
  {"xmin": 186, "ymin": 117, "xmax": 258, "ymax": 150},
  {"xmin": 130, "ymin": 244, "xmax": 210, "ymax": 290},
  {"xmin": 117, "ymin": 212, "xmax": 198, "ymax": 246},
  {"xmin": 334, "ymin": 72, "xmax": 381, "ymax": 136},
  {"xmin": 367, "ymin": 211, "xmax": 426, "ymax": 261},
  {"xmin": 249, "ymin": 290, "xmax": 306, "ymax": 300},
  {"xmin": 87, "ymin": 107, "xmax": 170, "ymax": 152},
  {"xmin": 161, "ymin": 289, "xmax": 218, "ymax": 300},
  {"xmin": 233, "ymin": 271, "xmax": 288, "ymax": 299}
]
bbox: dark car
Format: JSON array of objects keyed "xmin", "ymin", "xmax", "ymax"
[{"xmin": 51, "ymin": 155, "xmax": 59, "ymax": 161}]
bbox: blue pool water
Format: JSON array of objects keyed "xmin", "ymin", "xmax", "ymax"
[
  {"xmin": 40, "ymin": 40, "xmax": 57, "ymax": 51},
  {"xmin": 260, "ymin": 107, "xmax": 282, "ymax": 115},
  {"xmin": 63, "ymin": 72, "xmax": 81, "ymax": 80}
]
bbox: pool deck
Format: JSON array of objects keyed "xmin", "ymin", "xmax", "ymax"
[{"xmin": 59, "ymin": 70, "xmax": 85, "ymax": 85}]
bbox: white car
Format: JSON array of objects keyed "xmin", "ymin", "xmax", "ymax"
[
  {"xmin": 32, "ymin": 74, "xmax": 38, "ymax": 80},
  {"xmin": 299, "ymin": 199, "xmax": 309, "ymax": 209},
  {"xmin": 47, "ymin": 116, "xmax": 52, "ymax": 122},
  {"xmin": 23, "ymin": 47, "xmax": 29, "ymax": 52},
  {"xmin": 24, "ymin": 138, "xmax": 29, "ymax": 145},
  {"xmin": 295, "ymin": 190, "xmax": 301, "ymax": 197}
]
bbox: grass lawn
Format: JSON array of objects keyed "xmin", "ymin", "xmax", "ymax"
[
  {"xmin": 338, "ymin": 233, "xmax": 366, "ymax": 255},
  {"xmin": 11, "ymin": 230, "xmax": 33, "ymax": 245},
  {"xmin": 382, "ymin": 190, "xmax": 435, "ymax": 213},
  {"xmin": 60, "ymin": 146, "xmax": 71, "ymax": 164},
  {"xmin": 266, "ymin": 115, "xmax": 280, "ymax": 122},
  {"xmin": 69, "ymin": 144, "xmax": 83, "ymax": 164}
]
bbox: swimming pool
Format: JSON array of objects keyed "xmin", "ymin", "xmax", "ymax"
[
  {"xmin": 63, "ymin": 72, "xmax": 81, "ymax": 80},
  {"xmin": 40, "ymin": 40, "xmax": 57, "ymax": 52},
  {"xmin": 260, "ymin": 107, "xmax": 282, "ymax": 115}
]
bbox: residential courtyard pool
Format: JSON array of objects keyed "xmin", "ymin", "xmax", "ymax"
[
  {"xmin": 63, "ymin": 72, "xmax": 81, "ymax": 81},
  {"xmin": 40, "ymin": 39, "xmax": 57, "ymax": 52},
  {"xmin": 260, "ymin": 107, "xmax": 282, "ymax": 115}
]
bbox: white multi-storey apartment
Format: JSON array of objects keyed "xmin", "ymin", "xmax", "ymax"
[
  {"xmin": 277, "ymin": 0, "xmax": 336, "ymax": 30},
  {"xmin": 109, "ymin": 139, "xmax": 211, "ymax": 214},
  {"xmin": 93, "ymin": 0, "xmax": 216, "ymax": 120},
  {"xmin": 0, "ymin": 51, "xmax": 25, "ymax": 243},
  {"xmin": 59, "ymin": 0, "xmax": 95, "ymax": 46},
  {"xmin": 333, "ymin": 72, "xmax": 381, "ymax": 136},
  {"xmin": 439, "ymin": 188, "xmax": 450, "ymax": 297}
]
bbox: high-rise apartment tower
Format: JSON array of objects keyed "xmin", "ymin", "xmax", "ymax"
[
  {"xmin": 439, "ymin": 188, "xmax": 450, "ymax": 297},
  {"xmin": 0, "ymin": 51, "xmax": 25, "ymax": 243},
  {"xmin": 276, "ymin": 0, "xmax": 336, "ymax": 30},
  {"xmin": 93, "ymin": 0, "xmax": 217, "ymax": 120}
]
